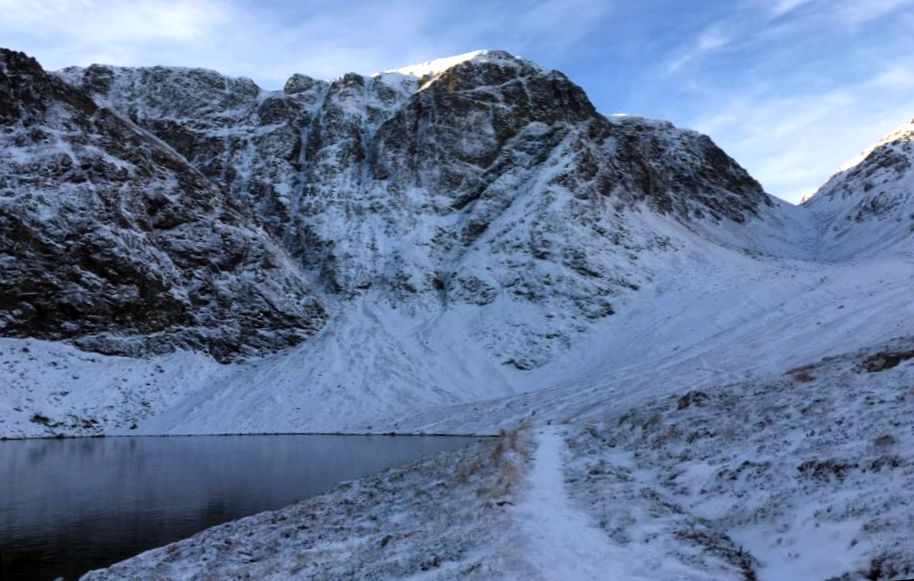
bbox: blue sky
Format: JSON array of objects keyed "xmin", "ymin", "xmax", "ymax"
[{"xmin": 2, "ymin": 0, "xmax": 913, "ymax": 203}]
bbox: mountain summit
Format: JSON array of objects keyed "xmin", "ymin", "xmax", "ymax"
[
  {"xmin": 4, "ymin": 47, "xmax": 771, "ymax": 368},
  {"xmin": 2, "ymin": 47, "xmax": 912, "ymax": 437},
  {"xmin": 380, "ymin": 49, "xmax": 541, "ymax": 78},
  {"xmin": 804, "ymin": 118, "xmax": 914, "ymax": 257}
]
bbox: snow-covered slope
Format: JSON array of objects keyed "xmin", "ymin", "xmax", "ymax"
[
  {"xmin": 0, "ymin": 338, "xmax": 228, "ymax": 438},
  {"xmin": 804, "ymin": 118, "xmax": 914, "ymax": 258},
  {"xmin": 1, "ymin": 47, "xmax": 912, "ymax": 440},
  {"xmin": 55, "ymin": 50, "xmax": 783, "ymax": 371},
  {"xmin": 382, "ymin": 49, "xmax": 540, "ymax": 78},
  {"xmin": 4, "ymin": 44, "xmax": 914, "ymax": 581},
  {"xmin": 565, "ymin": 338, "xmax": 914, "ymax": 580},
  {"xmin": 81, "ymin": 342, "xmax": 914, "ymax": 580}
]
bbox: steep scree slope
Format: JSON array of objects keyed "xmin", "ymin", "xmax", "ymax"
[{"xmin": 3, "ymin": 48, "xmax": 910, "ymax": 436}]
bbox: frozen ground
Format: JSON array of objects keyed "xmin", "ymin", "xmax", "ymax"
[
  {"xmin": 75, "ymin": 425, "xmax": 751, "ymax": 580},
  {"xmin": 564, "ymin": 338, "xmax": 914, "ymax": 581},
  {"xmin": 4, "ymin": 210, "xmax": 913, "ymax": 439},
  {"xmin": 0, "ymin": 340, "xmax": 228, "ymax": 439},
  {"xmin": 8, "ymin": 214, "xmax": 914, "ymax": 578},
  {"xmin": 82, "ymin": 338, "xmax": 914, "ymax": 580},
  {"xmin": 385, "ymin": 247, "xmax": 914, "ymax": 435}
]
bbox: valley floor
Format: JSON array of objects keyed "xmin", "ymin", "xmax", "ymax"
[
  {"xmin": 4, "ymin": 245, "xmax": 914, "ymax": 440},
  {"xmin": 82, "ymin": 338, "xmax": 914, "ymax": 580},
  {"xmin": 4, "ymin": 224, "xmax": 914, "ymax": 579}
]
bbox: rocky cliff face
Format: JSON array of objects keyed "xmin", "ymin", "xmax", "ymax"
[
  {"xmin": 804, "ymin": 119, "xmax": 914, "ymax": 258},
  {"xmin": 50, "ymin": 50, "xmax": 772, "ymax": 367},
  {"xmin": 0, "ymin": 49, "xmax": 326, "ymax": 361},
  {"xmin": 3, "ymin": 48, "xmax": 774, "ymax": 366}
]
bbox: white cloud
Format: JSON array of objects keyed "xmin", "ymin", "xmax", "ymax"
[
  {"xmin": 0, "ymin": 0, "xmax": 228, "ymax": 44},
  {"xmin": 0, "ymin": 0, "xmax": 239, "ymax": 80},
  {"xmin": 871, "ymin": 64, "xmax": 914, "ymax": 89},
  {"xmin": 665, "ymin": 24, "xmax": 731, "ymax": 74},
  {"xmin": 769, "ymin": 0, "xmax": 815, "ymax": 16},
  {"xmin": 513, "ymin": 0, "xmax": 613, "ymax": 50},
  {"xmin": 654, "ymin": 0, "xmax": 914, "ymax": 202}
]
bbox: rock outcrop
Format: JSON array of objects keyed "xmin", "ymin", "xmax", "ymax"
[
  {"xmin": 51, "ymin": 50, "xmax": 771, "ymax": 366},
  {"xmin": 0, "ymin": 49, "xmax": 326, "ymax": 361}
]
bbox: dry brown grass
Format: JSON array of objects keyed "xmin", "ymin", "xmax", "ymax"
[
  {"xmin": 787, "ymin": 363, "xmax": 817, "ymax": 383},
  {"xmin": 469, "ymin": 421, "xmax": 533, "ymax": 500},
  {"xmin": 456, "ymin": 457, "xmax": 485, "ymax": 482},
  {"xmin": 490, "ymin": 421, "xmax": 531, "ymax": 462}
]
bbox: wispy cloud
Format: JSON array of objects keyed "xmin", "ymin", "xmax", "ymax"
[
  {"xmin": 768, "ymin": 0, "xmax": 815, "ymax": 17},
  {"xmin": 0, "ymin": 0, "xmax": 228, "ymax": 42},
  {"xmin": 0, "ymin": 0, "xmax": 232, "ymax": 68},
  {"xmin": 651, "ymin": 0, "xmax": 914, "ymax": 201},
  {"xmin": 871, "ymin": 64, "xmax": 914, "ymax": 89},
  {"xmin": 512, "ymin": 0, "xmax": 613, "ymax": 50},
  {"xmin": 0, "ymin": 0, "xmax": 440, "ymax": 83},
  {"xmin": 690, "ymin": 66, "xmax": 914, "ymax": 201},
  {"xmin": 833, "ymin": 0, "xmax": 912, "ymax": 25},
  {"xmin": 0, "ymin": 0, "xmax": 610, "ymax": 86},
  {"xmin": 665, "ymin": 24, "xmax": 731, "ymax": 74}
]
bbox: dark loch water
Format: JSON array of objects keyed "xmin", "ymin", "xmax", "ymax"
[{"xmin": 0, "ymin": 434, "xmax": 477, "ymax": 581}]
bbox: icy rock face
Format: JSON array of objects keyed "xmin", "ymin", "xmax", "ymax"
[
  {"xmin": 58, "ymin": 50, "xmax": 770, "ymax": 367},
  {"xmin": 605, "ymin": 115, "xmax": 770, "ymax": 222},
  {"xmin": 804, "ymin": 119, "xmax": 914, "ymax": 257},
  {"xmin": 0, "ymin": 49, "xmax": 326, "ymax": 361},
  {"xmin": 58, "ymin": 63, "xmax": 329, "ymax": 244}
]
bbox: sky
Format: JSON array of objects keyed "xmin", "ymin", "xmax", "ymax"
[{"xmin": 2, "ymin": 0, "xmax": 913, "ymax": 203}]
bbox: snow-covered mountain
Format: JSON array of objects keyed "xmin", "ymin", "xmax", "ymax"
[
  {"xmin": 0, "ymin": 49, "xmax": 326, "ymax": 361},
  {"xmin": 804, "ymin": 118, "xmax": 914, "ymax": 258},
  {"xmin": 0, "ymin": 47, "xmax": 912, "ymax": 439},
  {"xmin": 51, "ymin": 50, "xmax": 784, "ymax": 370},
  {"xmin": 4, "ymin": 45, "xmax": 914, "ymax": 581}
]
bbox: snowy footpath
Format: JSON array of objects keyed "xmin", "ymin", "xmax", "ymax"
[
  {"xmin": 82, "ymin": 339, "xmax": 914, "ymax": 580},
  {"xmin": 513, "ymin": 427, "xmax": 648, "ymax": 580}
]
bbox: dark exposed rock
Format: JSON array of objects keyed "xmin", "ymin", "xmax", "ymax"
[
  {"xmin": 283, "ymin": 73, "xmax": 318, "ymax": 95},
  {"xmin": 0, "ymin": 48, "xmax": 326, "ymax": 361},
  {"xmin": 676, "ymin": 390, "xmax": 711, "ymax": 410},
  {"xmin": 797, "ymin": 459, "xmax": 858, "ymax": 482}
]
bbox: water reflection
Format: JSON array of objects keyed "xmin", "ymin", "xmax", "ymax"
[{"xmin": 0, "ymin": 434, "xmax": 477, "ymax": 580}]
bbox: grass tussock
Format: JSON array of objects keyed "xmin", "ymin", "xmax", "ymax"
[
  {"xmin": 486, "ymin": 421, "xmax": 533, "ymax": 499},
  {"xmin": 456, "ymin": 422, "xmax": 533, "ymax": 501}
]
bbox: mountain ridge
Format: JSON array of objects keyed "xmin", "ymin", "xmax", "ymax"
[
  {"xmin": 46, "ymin": 48, "xmax": 780, "ymax": 368},
  {"xmin": 0, "ymin": 48, "xmax": 327, "ymax": 361},
  {"xmin": 803, "ymin": 117, "xmax": 914, "ymax": 257},
  {"xmin": 1, "ymin": 47, "xmax": 912, "ymax": 439}
]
